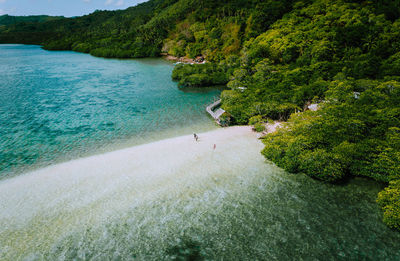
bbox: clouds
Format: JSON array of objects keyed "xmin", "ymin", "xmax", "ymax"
[{"xmin": 105, "ymin": 0, "xmax": 124, "ymax": 7}]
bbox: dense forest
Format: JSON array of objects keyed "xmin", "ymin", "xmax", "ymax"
[
  {"xmin": 0, "ymin": 0, "xmax": 399, "ymax": 230},
  {"xmin": 0, "ymin": 15, "xmax": 63, "ymax": 26}
]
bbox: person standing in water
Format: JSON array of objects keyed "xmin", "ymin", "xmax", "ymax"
[{"xmin": 194, "ymin": 133, "xmax": 198, "ymax": 141}]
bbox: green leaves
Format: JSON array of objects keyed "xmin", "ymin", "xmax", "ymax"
[
  {"xmin": 377, "ymin": 180, "xmax": 400, "ymax": 230},
  {"xmin": 261, "ymin": 78, "xmax": 400, "ymax": 229},
  {"xmin": 172, "ymin": 63, "xmax": 229, "ymax": 87}
]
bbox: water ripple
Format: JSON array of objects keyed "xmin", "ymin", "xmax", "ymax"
[{"xmin": 0, "ymin": 45, "xmax": 221, "ymax": 178}]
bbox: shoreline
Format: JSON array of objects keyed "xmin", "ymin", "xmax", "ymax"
[
  {"xmin": 0, "ymin": 126, "xmax": 257, "ymax": 184},
  {"xmin": 161, "ymin": 53, "xmax": 206, "ymax": 64},
  {"xmin": 0, "ymin": 126, "xmax": 265, "ymax": 258},
  {"xmin": 1, "ymin": 126, "xmax": 399, "ymax": 260}
]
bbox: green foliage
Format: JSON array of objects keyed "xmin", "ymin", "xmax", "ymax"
[
  {"xmin": 253, "ymin": 122, "xmax": 266, "ymax": 132},
  {"xmin": 249, "ymin": 115, "xmax": 267, "ymax": 132},
  {"xmin": 218, "ymin": 112, "xmax": 232, "ymax": 127},
  {"xmin": 248, "ymin": 115, "xmax": 263, "ymax": 125},
  {"xmin": 368, "ymin": 127, "xmax": 400, "ymax": 182},
  {"xmin": 220, "ymin": 90, "xmax": 253, "ymax": 125},
  {"xmin": 298, "ymin": 149, "xmax": 346, "ymax": 182},
  {"xmin": 213, "ymin": 0, "xmax": 400, "ymax": 232},
  {"xmin": 0, "ymin": 15, "xmax": 63, "ymax": 26},
  {"xmin": 263, "ymin": 80, "xmax": 400, "ymax": 181},
  {"xmin": 162, "ymin": 0, "xmax": 294, "ymax": 62},
  {"xmin": 172, "ymin": 63, "xmax": 229, "ymax": 87},
  {"xmin": 262, "ymin": 79, "xmax": 400, "ymax": 228},
  {"xmin": 381, "ymin": 52, "xmax": 400, "ymax": 77},
  {"xmin": 377, "ymin": 180, "xmax": 400, "ymax": 230},
  {"xmin": 0, "ymin": 0, "xmax": 294, "ymax": 60},
  {"xmin": 219, "ymin": 0, "xmax": 400, "ymax": 124}
]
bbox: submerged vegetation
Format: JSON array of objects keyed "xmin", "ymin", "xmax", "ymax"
[{"xmin": 0, "ymin": 0, "xmax": 399, "ymax": 229}]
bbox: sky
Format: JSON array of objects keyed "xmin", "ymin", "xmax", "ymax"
[{"xmin": 0, "ymin": 0, "xmax": 148, "ymax": 17}]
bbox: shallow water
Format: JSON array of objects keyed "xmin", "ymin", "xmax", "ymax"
[
  {"xmin": 0, "ymin": 128, "xmax": 399, "ymax": 260},
  {"xmin": 0, "ymin": 45, "xmax": 220, "ymax": 178},
  {"xmin": 1, "ymin": 45, "xmax": 399, "ymax": 260}
]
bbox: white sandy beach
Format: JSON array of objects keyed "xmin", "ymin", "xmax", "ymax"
[
  {"xmin": 0, "ymin": 126, "xmax": 268, "ymax": 259},
  {"xmin": 1, "ymin": 125, "xmax": 396, "ymax": 260}
]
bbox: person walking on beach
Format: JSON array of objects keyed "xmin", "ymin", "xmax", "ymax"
[
  {"xmin": 194, "ymin": 133, "xmax": 198, "ymax": 142},
  {"xmin": 213, "ymin": 144, "xmax": 216, "ymax": 150}
]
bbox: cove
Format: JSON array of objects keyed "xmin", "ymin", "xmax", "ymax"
[
  {"xmin": 0, "ymin": 45, "xmax": 399, "ymax": 260},
  {"xmin": 0, "ymin": 45, "xmax": 220, "ymax": 178}
]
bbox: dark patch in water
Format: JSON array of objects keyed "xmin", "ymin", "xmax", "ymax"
[{"xmin": 166, "ymin": 237, "xmax": 205, "ymax": 261}]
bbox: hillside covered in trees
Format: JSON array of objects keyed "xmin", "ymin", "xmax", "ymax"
[
  {"xmin": 0, "ymin": 0, "xmax": 399, "ymax": 230},
  {"xmin": 0, "ymin": 0, "xmax": 295, "ymax": 57},
  {"xmin": 0, "ymin": 15, "xmax": 63, "ymax": 26}
]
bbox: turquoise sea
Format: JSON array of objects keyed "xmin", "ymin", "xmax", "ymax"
[
  {"xmin": 1, "ymin": 45, "xmax": 400, "ymax": 260},
  {"xmin": 0, "ymin": 45, "xmax": 220, "ymax": 178}
]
